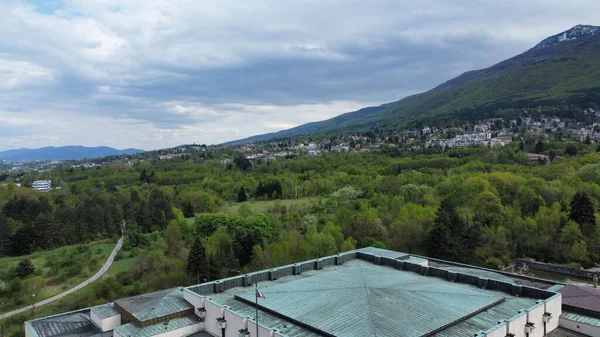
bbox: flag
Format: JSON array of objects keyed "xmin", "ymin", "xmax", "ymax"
[{"xmin": 255, "ymin": 288, "xmax": 266, "ymax": 299}]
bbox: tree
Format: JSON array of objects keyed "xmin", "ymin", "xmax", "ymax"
[
  {"xmin": 232, "ymin": 227, "xmax": 263, "ymax": 267},
  {"xmin": 0, "ymin": 214, "xmax": 11, "ymax": 256},
  {"xmin": 182, "ymin": 200, "xmax": 195, "ymax": 218},
  {"xmin": 16, "ymin": 258, "xmax": 35, "ymax": 278},
  {"xmin": 139, "ymin": 169, "xmax": 155, "ymax": 184},
  {"xmin": 585, "ymin": 135, "xmax": 592, "ymax": 145},
  {"xmin": 237, "ymin": 186, "xmax": 248, "ymax": 202},
  {"xmin": 566, "ymin": 144, "xmax": 578, "ymax": 156},
  {"xmin": 534, "ymin": 140, "xmax": 545, "ymax": 153},
  {"xmin": 187, "ymin": 237, "xmax": 208, "ymax": 283},
  {"xmin": 425, "ymin": 198, "xmax": 480, "ymax": 264},
  {"xmin": 570, "ymin": 192, "xmax": 596, "ymax": 237},
  {"xmin": 234, "ymin": 156, "xmax": 252, "ymax": 171},
  {"xmin": 163, "ymin": 222, "xmax": 183, "ymax": 257}
]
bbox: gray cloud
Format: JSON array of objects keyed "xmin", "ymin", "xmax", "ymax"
[{"xmin": 0, "ymin": 0, "xmax": 598, "ymax": 150}]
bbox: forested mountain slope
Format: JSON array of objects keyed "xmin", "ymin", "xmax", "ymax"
[{"xmin": 231, "ymin": 25, "xmax": 600, "ymax": 143}]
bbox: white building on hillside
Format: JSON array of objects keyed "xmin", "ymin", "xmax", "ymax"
[{"xmin": 31, "ymin": 180, "xmax": 51, "ymax": 192}]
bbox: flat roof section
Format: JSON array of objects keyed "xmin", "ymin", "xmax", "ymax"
[
  {"xmin": 90, "ymin": 304, "xmax": 119, "ymax": 319},
  {"xmin": 205, "ymin": 259, "xmax": 539, "ymax": 337},
  {"xmin": 115, "ymin": 287, "xmax": 192, "ymax": 323},
  {"xmin": 115, "ymin": 315, "xmax": 201, "ymax": 337},
  {"xmin": 26, "ymin": 310, "xmax": 99, "ymax": 337}
]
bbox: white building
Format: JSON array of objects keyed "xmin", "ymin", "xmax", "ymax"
[
  {"xmin": 31, "ymin": 180, "xmax": 51, "ymax": 192},
  {"xmin": 25, "ymin": 247, "xmax": 570, "ymax": 337}
]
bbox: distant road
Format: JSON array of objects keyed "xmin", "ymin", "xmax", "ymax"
[{"xmin": 0, "ymin": 236, "xmax": 124, "ymax": 320}]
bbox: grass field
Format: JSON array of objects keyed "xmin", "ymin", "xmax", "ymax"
[
  {"xmin": 185, "ymin": 198, "xmax": 317, "ymax": 225},
  {"xmin": 0, "ymin": 243, "xmax": 133, "ymax": 336},
  {"xmin": 218, "ymin": 198, "xmax": 316, "ymax": 214},
  {"xmin": 0, "ymin": 241, "xmax": 116, "ymax": 314}
]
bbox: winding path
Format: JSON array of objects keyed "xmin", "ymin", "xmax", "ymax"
[{"xmin": 0, "ymin": 236, "xmax": 124, "ymax": 320}]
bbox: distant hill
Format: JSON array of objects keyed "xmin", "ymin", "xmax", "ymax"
[
  {"xmin": 229, "ymin": 24, "xmax": 600, "ymax": 144},
  {"xmin": 0, "ymin": 146, "xmax": 144, "ymax": 161}
]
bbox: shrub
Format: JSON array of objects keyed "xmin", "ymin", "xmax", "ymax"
[{"xmin": 15, "ymin": 259, "xmax": 35, "ymax": 278}]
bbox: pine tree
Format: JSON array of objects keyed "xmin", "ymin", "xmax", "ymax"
[
  {"xmin": 426, "ymin": 199, "xmax": 456, "ymax": 260},
  {"xmin": 187, "ymin": 237, "xmax": 208, "ymax": 283},
  {"xmin": 570, "ymin": 192, "xmax": 596, "ymax": 237},
  {"xmin": 534, "ymin": 140, "xmax": 545, "ymax": 153},
  {"xmin": 237, "ymin": 186, "xmax": 247, "ymax": 202},
  {"xmin": 182, "ymin": 201, "xmax": 195, "ymax": 218},
  {"xmin": 0, "ymin": 214, "xmax": 11, "ymax": 256},
  {"xmin": 426, "ymin": 198, "xmax": 480, "ymax": 264},
  {"xmin": 256, "ymin": 181, "xmax": 264, "ymax": 198},
  {"xmin": 16, "ymin": 258, "xmax": 35, "ymax": 278}
]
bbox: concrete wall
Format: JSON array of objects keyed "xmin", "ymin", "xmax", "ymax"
[
  {"xmin": 478, "ymin": 294, "xmax": 562, "ymax": 337},
  {"xmin": 545, "ymin": 294, "xmax": 562, "ymax": 332},
  {"xmin": 184, "ymin": 289, "xmax": 288, "ymax": 337},
  {"xmin": 507, "ymin": 312, "xmax": 528, "ymax": 337},
  {"xmin": 113, "ymin": 323, "xmax": 202, "ymax": 337},
  {"xmin": 152, "ymin": 323, "xmax": 202, "ymax": 337},
  {"xmin": 90, "ymin": 310, "xmax": 121, "ymax": 332},
  {"xmin": 559, "ymin": 316, "xmax": 600, "ymax": 336},
  {"xmin": 516, "ymin": 259, "xmax": 596, "ymax": 279},
  {"xmin": 204, "ymin": 299, "xmax": 225, "ymax": 336},
  {"xmin": 527, "ymin": 302, "xmax": 546, "ymax": 337}
]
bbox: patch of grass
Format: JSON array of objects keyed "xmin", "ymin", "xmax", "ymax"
[
  {"xmin": 0, "ymin": 241, "xmax": 116, "ymax": 313},
  {"xmin": 217, "ymin": 197, "xmax": 316, "ymax": 215},
  {"xmin": 0, "ymin": 246, "xmax": 131, "ymax": 336}
]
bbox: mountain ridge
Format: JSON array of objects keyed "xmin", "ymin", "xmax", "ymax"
[
  {"xmin": 0, "ymin": 146, "xmax": 144, "ymax": 161},
  {"xmin": 228, "ymin": 24, "xmax": 600, "ymax": 144}
]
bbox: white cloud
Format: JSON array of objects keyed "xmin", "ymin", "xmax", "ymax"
[
  {"xmin": 0, "ymin": 0, "xmax": 599, "ymax": 150},
  {"xmin": 0, "ymin": 57, "xmax": 55, "ymax": 89}
]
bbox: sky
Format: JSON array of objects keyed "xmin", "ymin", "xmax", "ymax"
[{"xmin": 0, "ymin": 0, "xmax": 598, "ymax": 151}]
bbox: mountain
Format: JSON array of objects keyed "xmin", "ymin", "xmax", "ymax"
[
  {"xmin": 230, "ymin": 24, "xmax": 600, "ymax": 144},
  {"xmin": 0, "ymin": 146, "xmax": 144, "ymax": 161}
]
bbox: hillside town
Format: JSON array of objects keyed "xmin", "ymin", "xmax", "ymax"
[
  {"xmin": 234, "ymin": 113, "xmax": 600, "ymax": 159},
  {"xmin": 1, "ymin": 113, "xmax": 599, "ymax": 179}
]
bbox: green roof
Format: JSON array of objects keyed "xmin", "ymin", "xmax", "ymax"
[
  {"xmin": 209, "ymin": 259, "xmax": 538, "ymax": 337},
  {"xmin": 115, "ymin": 316, "xmax": 201, "ymax": 337},
  {"xmin": 561, "ymin": 311, "xmax": 600, "ymax": 327}
]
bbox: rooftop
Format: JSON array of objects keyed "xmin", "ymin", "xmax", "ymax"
[
  {"xmin": 90, "ymin": 304, "xmax": 119, "ymax": 319},
  {"xmin": 559, "ymin": 284, "xmax": 600, "ymax": 313},
  {"xmin": 25, "ymin": 309, "xmax": 99, "ymax": 337},
  {"xmin": 114, "ymin": 287, "xmax": 192, "ymax": 323},
  {"xmin": 198, "ymin": 249, "xmax": 550, "ymax": 337},
  {"xmin": 115, "ymin": 315, "xmax": 202, "ymax": 337}
]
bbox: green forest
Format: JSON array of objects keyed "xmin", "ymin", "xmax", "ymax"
[{"xmin": 2, "ymin": 139, "xmax": 600, "ymax": 335}]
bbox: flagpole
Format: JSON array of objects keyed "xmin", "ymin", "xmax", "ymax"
[{"xmin": 255, "ymin": 281, "xmax": 259, "ymax": 337}]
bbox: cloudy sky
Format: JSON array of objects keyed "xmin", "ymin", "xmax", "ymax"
[{"xmin": 0, "ymin": 0, "xmax": 597, "ymax": 150}]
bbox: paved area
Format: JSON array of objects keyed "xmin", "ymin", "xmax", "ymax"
[{"xmin": 0, "ymin": 236, "xmax": 124, "ymax": 320}]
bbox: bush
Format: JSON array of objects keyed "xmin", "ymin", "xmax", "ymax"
[{"xmin": 15, "ymin": 259, "xmax": 35, "ymax": 278}]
